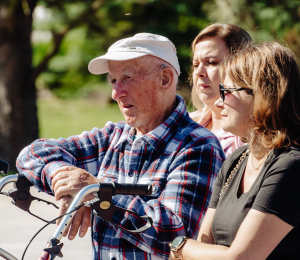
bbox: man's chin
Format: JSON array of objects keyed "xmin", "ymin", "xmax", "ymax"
[{"xmin": 124, "ymin": 116, "xmax": 138, "ymax": 127}]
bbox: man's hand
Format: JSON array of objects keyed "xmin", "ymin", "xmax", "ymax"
[
  {"xmin": 51, "ymin": 166, "xmax": 100, "ymax": 239},
  {"xmin": 57, "ymin": 195, "xmax": 92, "ymax": 240},
  {"xmin": 51, "ymin": 166, "xmax": 100, "ymax": 201}
]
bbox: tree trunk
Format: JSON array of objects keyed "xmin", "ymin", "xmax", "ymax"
[{"xmin": 0, "ymin": 2, "xmax": 38, "ymax": 172}]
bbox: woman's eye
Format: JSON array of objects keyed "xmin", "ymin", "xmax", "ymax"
[
  {"xmin": 124, "ymin": 75, "xmax": 132, "ymax": 80},
  {"xmin": 208, "ymin": 61, "xmax": 218, "ymax": 65},
  {"xmin": 110, "ymin": 79, "xmax": 116, "ymax": 84}
]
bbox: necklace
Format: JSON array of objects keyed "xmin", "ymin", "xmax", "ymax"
[
  {"xmin": 250, "ymin": 150, "xmax": 270, "ymax": 170},
  {"xmin": 219, "ymin": 148, "xmax": 250, "ymax": 199}
]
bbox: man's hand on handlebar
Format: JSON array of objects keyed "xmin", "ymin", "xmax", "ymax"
[
  {"xmin": 51, "ymin": 166, "xmax": 102, "ymax": 240},
  {"xmin": 51, "ymin": 166, "xmax": 101, "ymax": 201},
  {"xmin": 57, "ymin": 195, "xmax": 92, "ymax": 240}
]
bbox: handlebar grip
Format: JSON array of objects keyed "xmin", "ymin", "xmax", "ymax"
[
  {"xmin": 112, "ymin": 183, "xmax": 152, "ymax": 196},
  {"xmin": 0, "ymin": 159, "xmax": 9, "ymax": 175}
]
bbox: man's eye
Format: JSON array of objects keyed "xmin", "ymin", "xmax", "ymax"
[
  {"xmin": 110, "ymin": 79, "xmax": 116, "ymax": 84},
  {"xmin": 124, "ymin": 75, "xmax": 131, "ymax": 80}
]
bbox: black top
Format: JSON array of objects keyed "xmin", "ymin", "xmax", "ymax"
[{"xmin": 209, "ymin": 145, "xmax": 300, "ymax": 259}]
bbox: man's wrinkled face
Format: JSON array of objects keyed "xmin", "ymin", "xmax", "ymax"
[{"xmin": 109, "ymin": 57, "xmax": 164, "ymax": 134}]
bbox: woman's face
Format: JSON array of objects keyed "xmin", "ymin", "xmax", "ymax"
[
  {"xmin": 214, "ymin": 76, "xmax": 254, "ymax": 138},
  {"xmin": 193, "ymin": 36, "xmax": 229, "ymax": 108}
]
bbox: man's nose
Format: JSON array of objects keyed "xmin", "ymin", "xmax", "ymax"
[{"xmin": 111, "ymin": 81, "xmax": 126, "ymax": 101}]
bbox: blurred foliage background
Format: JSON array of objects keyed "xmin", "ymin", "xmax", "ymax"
[
  {"xmin": 1, "ymin": 0, "xmax": 300, "ymax": 169},
  {"xmin": 33, "ymin": 0, "xmax": 300, "ymax": 98},
  {"xmin": 33, "ymin": 0, "xmax": 300, "ymax": 138}
]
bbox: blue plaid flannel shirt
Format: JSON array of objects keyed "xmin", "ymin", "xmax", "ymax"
[{"xmin": 17, "ymin": 95, "xmax": 225, "ymax": 260}]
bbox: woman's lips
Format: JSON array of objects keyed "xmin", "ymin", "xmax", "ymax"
[{"xmin": 198, "ymin": 84, "xmax": 210, "ymax": 90}]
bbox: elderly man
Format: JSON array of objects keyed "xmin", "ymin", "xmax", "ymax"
[{"xmin": 17, "ymin": 33, "xmax": 225, "ymax": 260}]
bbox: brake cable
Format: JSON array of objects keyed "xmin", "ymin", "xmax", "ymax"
[{"xmin": 21, "ymin": 203, "xmax": 85, "ymax": 260}]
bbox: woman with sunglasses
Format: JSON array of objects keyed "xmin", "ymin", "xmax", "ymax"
[
  {"xmin": 169, "ymin": 42, "xmax": 300, "ymax": 259},
  {"xmin": 189, "ymin": 23, "xmax": 252, "ymax": 156}
]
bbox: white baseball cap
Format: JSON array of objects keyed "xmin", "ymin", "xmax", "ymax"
[{"xmin": 88, "ymin": 33, "xmax": 180, "ymax": 75}]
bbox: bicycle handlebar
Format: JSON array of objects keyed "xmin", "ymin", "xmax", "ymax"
[
  {"xmin": 43, "ymin": 182, "xmax": 153, "ymax": 260},
  {"xmin": 0, "ymin": 249, "xmax": 18, "ymax": 260},
  {"xmin": 112, "ymin": 182, "xmax": 152, "ymax": 196},
  {"xmin": 0, "ymin": 174, "xmax": 153, "ymax": 260},
  {"xmin": 0, "ymin": 175, "xmax": 18, "ymax": 191},
  {"xmin": 0, "ymin": 159, "xmax": 9, "ymax": 175}
]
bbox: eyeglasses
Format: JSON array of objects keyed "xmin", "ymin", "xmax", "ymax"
[{"xmin": 219, "ymin": 83, "xmax": 252, "ymax": 102}]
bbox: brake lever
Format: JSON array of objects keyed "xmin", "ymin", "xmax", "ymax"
[
  {"xmin": 89, "ymin": 183, "xmax": 153, "ymax": 233},
  {"xmin": 3, "ymin": 174, "xmax": 58, "ymax": 223}
]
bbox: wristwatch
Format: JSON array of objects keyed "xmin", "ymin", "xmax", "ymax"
[{"xmin": 169, "ymin": 236, "xmax": 189, "ymax": 259}]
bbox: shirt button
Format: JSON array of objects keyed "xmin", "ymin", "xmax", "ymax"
[{"xmin": 128, "ymin": 172, "xmax": 134, "ymax": 177}]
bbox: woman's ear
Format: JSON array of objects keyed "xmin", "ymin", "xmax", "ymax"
[{"xmin": 160, "ymin": 67, "xmax": 174, "ymax": 88}]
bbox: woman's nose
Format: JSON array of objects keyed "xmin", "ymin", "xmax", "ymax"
[
  {"xmin": 195, "ymin": 63, "xmax": 206, "ymax": 77},
  {"xmin": 214, "ymin": 97, "xmax": 224, "ymax": 109}
]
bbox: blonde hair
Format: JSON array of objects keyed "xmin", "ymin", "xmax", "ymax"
[
  {"xmin": 221, "ymin": 42, "xmax": 300, "ymax": 151},
  {"xmin": 190, "ymin": 23, "xmax": 252, "ymax": 119}
]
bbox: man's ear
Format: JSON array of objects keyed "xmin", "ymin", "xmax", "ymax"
[{"xmin": 160, "ymin": 67, "xmax": 174, "ymax": 88}]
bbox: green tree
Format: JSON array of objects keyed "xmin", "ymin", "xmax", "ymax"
[
  {"xmin": 0, "ymin": 0, "xmax": 38, "ymax": 171},
  {"xmin": 34, "ymin": 0, "xmax": 211, "ymax": 99},
  {"xmin": 203, "ymin": 0, "xmax": 300, "ymax": 58},
  {"xmin": 0, "ymin": 0, "xmax": 110, "ymax": 170}
]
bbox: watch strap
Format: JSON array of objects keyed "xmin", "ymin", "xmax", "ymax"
[{"xmin": 170, "ymin": 236, "xmax": 189, "ymax": 260}]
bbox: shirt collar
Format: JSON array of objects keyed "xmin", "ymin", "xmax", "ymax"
[
  {"xmin": 143, "ymin": 95, "xmax": 187, "ymax": 151},
  {"xmin": 114, "ymin": 125, "xmax": 135, "ymax": 148}
]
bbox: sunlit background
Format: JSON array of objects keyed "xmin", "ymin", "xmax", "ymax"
[{"xmin": 1, "ymin": 0, "xmax": 300, "ymax": 169}]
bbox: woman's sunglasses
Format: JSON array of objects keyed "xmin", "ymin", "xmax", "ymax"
[{"xmin": 219, "ymin": 83, "xmax": 252, "ymax": 102}]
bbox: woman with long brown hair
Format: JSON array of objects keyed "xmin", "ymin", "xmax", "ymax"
[
  {"xmin": 169, "ymin": 42, "xmax": 300, "ymax": 259},
  {"xmin": 190, "ymin": 23, "xmax": 252, "ymax": 156}
]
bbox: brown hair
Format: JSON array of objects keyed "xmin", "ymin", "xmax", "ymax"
[
  {"xmin": 221, "ymin": 42, "xmax": 300, "ymax": 150},
  {"xmin": 191, "ymin": 23, "xmax": 253, "ymax": 112}
]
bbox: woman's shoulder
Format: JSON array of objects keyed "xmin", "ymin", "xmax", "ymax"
[
  {"xmin": 189, "ymin": 108, "xmax": 212, "ymax": 125},
  {"xmin": 189, "ymin": 109, "xmax": 204, "ymax": 123},
  {"xmin": 189, "ymin": 110, "xmax": 202, "ymax": 118},
  {"xmin": 270, "ymin": 144, "xmax": 300, "ymax": 168},
  {"xmin": 279, "ymin": 144, "xmax": 300, "ymax": 154}
]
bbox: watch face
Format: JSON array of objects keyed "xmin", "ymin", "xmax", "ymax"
[{"xmin": 171, "ymin": 236, "xmax": 185, "ymax": 247}]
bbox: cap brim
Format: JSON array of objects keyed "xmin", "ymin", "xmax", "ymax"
[{"xmin": 88, "ymin": 52, "xmax": 149, "ymax": 75}]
